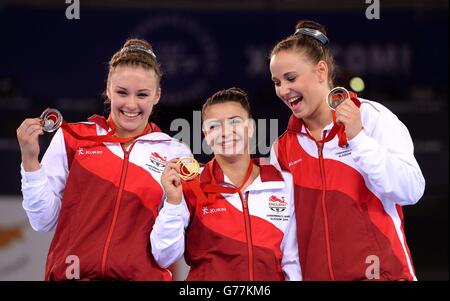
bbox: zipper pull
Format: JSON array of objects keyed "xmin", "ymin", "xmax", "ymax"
[
  {"xmin": 242, "ymin": 191, "xmax": 249, "ymax": 210},
  {"xmin": 317, "ymin": 142, "xmax": 324, "ymax": 154}
]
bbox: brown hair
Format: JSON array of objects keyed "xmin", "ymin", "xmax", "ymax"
[
  {"xmin": 270, "ymin": 20, "xmax": 336, "ymax": 87},
  {"xmin": 104, "ymin": 38, "xmax": 163, "ymax": 110},
  {"xmin": 202, "ymin": 87, "xmax": 252, "ymax": 120}
]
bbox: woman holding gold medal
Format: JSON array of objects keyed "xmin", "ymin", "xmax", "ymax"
[
  {"xmin": 269, "ymin": 20, "xmax": 425, "ymax": 280},
  {"xmin": 16, "ymin": 38, "xmax": 192, "ymax": 280},
  {"xmin": 151, "ymin": 87, "xmax": 302, "ymax": 281}
]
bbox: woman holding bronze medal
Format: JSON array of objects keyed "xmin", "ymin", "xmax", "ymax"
[
  {"xmin": 269, "ymin": 20, "xmax": 425, "ymax": 280},
  {"xmin": 16, "ymin": 39, "xmax": 192, "ymax": 280},
  {"xmin": 150, "ymin": 87, "xmax": 302, "ymax": 280}
]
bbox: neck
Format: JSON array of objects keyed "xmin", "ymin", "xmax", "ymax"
[
  {"xmin": 215, "ymin": 154, "xmax": 254, "ymax": 189},
  {"xmin": 109, "ymin": 115, "xmax": 149, "ymax": 138},
  {"xmin": 115, "ymin": 125, "xmax": 147, "ymax": 138},
  {"xmin": 303, "ymin": 98, "xmax": 333, "ymax": 139}
]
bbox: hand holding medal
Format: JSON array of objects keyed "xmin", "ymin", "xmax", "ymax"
[
  {"xmin": 160, "ymin": 157, "xmax": 200, "ymax": 205},
  {"xmin": 326, "ymin": 87, "xmax": 364, "ymax": 146}
]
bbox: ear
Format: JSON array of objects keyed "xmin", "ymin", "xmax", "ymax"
[
  {"xmin": 316, "ymin": 60, "xmax": 328, "ymax": 84},
  {"xmin": 106, "ymin": 84, "xmax": 112, "ymax": 100},
  {"xmin": 247, "ymin": 118, "xmax": 256, "ymax": 139},
  {"xmin": 202, "ymin": 127, "xmax": 214, "ymax": 148},
  {"xmin": 154, "ymin": 87, "xmax": 161, "ymax": 105}
]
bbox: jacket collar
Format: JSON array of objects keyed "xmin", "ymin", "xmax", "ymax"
[{"xmin": 200, "ymin": 157, "xmax": 286, "ymax": 192}]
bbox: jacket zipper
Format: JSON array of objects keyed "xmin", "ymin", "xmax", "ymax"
[
  {"xmin": 100, "ymin": 144, "xmax": 132, "ymax": 278},
  {"xmin": 240, "ymin": 191, "xmax": 254, "ymax": 281},
  {"xmin": 317, "ymin": 141, "xmax": 335, "ymax": 281}
]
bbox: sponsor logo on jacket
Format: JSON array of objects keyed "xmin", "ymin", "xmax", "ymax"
[
  {"xmin": 288, "ymin": 158, "xmax": 302, "ymax": 167},
  {"xmin": 77, "ymin": 148, "xmax": 103, "ymax": 156},
  {"xmin": 202, "ymin": 206, "xmax": 227, "ymax": 215}
]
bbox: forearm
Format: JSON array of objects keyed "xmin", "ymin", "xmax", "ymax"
[
  {"xmin": 21, "ymin": 165, "xmax": 61, "ymax": 232},
  {"xmin": 349, "ymin": 131, "xmax": 425, "ymax": 205},
  {"xmin": 150, "ymin": 200, "xmax": 189, "ymax": 268}
]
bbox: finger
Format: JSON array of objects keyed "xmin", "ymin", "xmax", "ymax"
[
  {"xmin": 20, "ymin": 122, "xmax": 43, "ymax": 136},
  {"xmin": 336, "ymin": 106, "xmax": 357, "ymax": 118},
  {"xmin": 335, "ymin": 115, "xmax": 348, "ymax": 126},
  {"xmin": 167, "ymin": 158, "xmax": 179, "ymax": 164},
  {"xmin": 20, "ymin": 118, "xmax": 43, "ymax": 130},
  {"xmin": 166, "ymin": 162, "xmax": 181, "ymax": 173},
  {"xmin": 341, "ymin": 98, "xmax": 357, "ymax": 108},
  {"xmin": 336, "ymin": 100, "xmax": 354, "ymax": 112},
  {"xmin": 25, "ymin": 124, "xmax": 44, "ymax": 135},
  {"xmin": 29, "ymin": 128, "xmax": 45, "ymax": 139},
  {"xmin": 166, "ymin": 173, "xmax": 182, "ymax": 186},
  {"xmin": 162, "ymin": 169, "xmax": 181, "ymax": 181},
  {"xmin": 17, "ymin": 119, "xmax": 33, "ymax": 135},
  {"xmin": 168, "ymin": 169, "xmax": 181, "ymax": 179},
  {"xmin": 162, "ymin": 163, "xmax": 179, "ymax": 175}
]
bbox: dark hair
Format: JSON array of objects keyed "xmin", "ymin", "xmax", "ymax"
[
  {"xmin": 202, "ymin": 87, "xmax": 252, "ymax": 120},
  {"xmin": 103, "ymin": 38, "xmax": 163, "ymax": 112},
  {"xmin": 270, "ymin": 20, "xmax": 336, "ymax": 87}
]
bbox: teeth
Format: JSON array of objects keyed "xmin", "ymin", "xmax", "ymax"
[
  {"xmin": 122, "ymin": 111, "xmax": 139, "ymax": 117},
  {"xmin": 288, "ymin": 97, "xmax": 301, "ymax": 103},
  {"xmin": 221, "ymin": 140, "xmax": 237, "ymax": 145}
]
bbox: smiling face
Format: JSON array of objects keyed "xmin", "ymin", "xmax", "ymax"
[
  {"xmin": 107, "ymin": 65, "xmax": 161, "ymax": 137},
  {"xmin": 202, "ymin": 101, "xmax": 254, "ymax": 159},
  {"xmin": 270, "ymin": 49, "xmax": 330, "ymax": 122}
]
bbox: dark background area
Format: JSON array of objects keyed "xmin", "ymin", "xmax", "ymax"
[{"xmin": 0, "ymin": 0, "xmax": 448, "ymax": 280}]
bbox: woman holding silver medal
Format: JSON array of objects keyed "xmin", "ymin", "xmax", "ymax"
[
  {"xmin": 269, "ymin": 20, "xmax": 425, "ymax": 280},
  {"xmin": 151, "ymin": 87, "xmax": 302, "ymax": 281},
  {"xmin": 16, "ymin": 38, "xmax": 192, "ymax": 280}
]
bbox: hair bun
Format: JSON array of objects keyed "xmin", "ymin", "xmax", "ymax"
[
  {"xmin": 123, "ymin": 38, "xmax": 153, "ymax": 52},
  {"xmin": 295, "ymin": 20, "xmax": 327, "ymax": 35}
]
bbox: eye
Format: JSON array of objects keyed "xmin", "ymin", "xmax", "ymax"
[
  {"xmin": 207, "ymin": 123, "xmax": 220, "ymax": 130},
  {"xmin": 286, "ymin": 75, "xmax": 297, "ymax": 82},
  {"xmin": 137, "ymin": 93, "xmax": 149, "ymax": 98},
  {"xmin": 273, "ymin": 79, "xmax": 280, "ymax": 87},
  {"xmin": 116, "ymin": 90, "xmax": 127, "ymax": 96},
  {"xmin": 229, "ymin": 118, "xmax": 242, "ymax": 126}
]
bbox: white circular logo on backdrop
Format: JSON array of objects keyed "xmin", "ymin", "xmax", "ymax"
[{"xmin": 132, "ymin": 15, "xmax": 219, "ymax": 105}]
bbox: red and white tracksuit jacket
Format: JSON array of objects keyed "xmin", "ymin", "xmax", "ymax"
[
  {"xmin": 270, "ymin": 98, "xmax": 425, "ymax": 281},
  {"xmin": 150, "ymin": 158, "xmax": 302, "ymax": 281},
  {"xmin": 20, "ymin": 115, "xmax": 192, "ymax": 280}
]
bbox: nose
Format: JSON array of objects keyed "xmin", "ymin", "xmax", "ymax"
[
  {"xmin": 124, "ymin": 95, "xmax": 139, "ymax": 108},
  {"xmin": 278, "ymin": 82, "xmax": 291, "ymax": 99}
]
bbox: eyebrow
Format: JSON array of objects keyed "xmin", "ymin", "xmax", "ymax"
[
  {"xmin": 228, "ymin": 116, "xmax": 243, "ymax": 120},
  {"xmin": 272, "ymin": 71, "xmax": 298, "ymax": 81},
  {"xmin": 284, "ymin": 71, "xmax": 297, "ymax": 77},
  {"xmin": 116, "ymin": 86, "xmax": 151, "ymax": 93},
  {"xmin": 204, "ymin": 116, "xmax": 243, "ymax": 124}
]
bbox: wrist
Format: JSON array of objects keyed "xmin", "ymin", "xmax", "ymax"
[
  {"xmin": 22, "ymin": 157, "xmax": 41, "ymax": 172},
  {"xmin": 166, "ymin": 196, "xmax": 182, "ymax": 205}
]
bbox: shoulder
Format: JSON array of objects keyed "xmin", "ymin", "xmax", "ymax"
[
  {"xmin": 359, "ymin": 98, "xmax": 397, "ymax": 118},
  {"xmin": 280, "ymin": 170, "xmax": 293, "ymax": 183},
  {"xmin": 358, "ymin": 98, "xmax": 402, "ymax": 128},
  {"xmin": 144, "ymin": 132, "xmax": 193, "ymax": 158},
  {"xmin": 64, "ymin": 121, "xmax": 97, "ymax": 132}
]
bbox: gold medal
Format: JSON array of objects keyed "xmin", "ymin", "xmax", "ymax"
[{"xmin": 176, "ymin": 157, "xmax": 200, "ymax": 181}]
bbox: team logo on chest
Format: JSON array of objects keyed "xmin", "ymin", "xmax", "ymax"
[
  {"xmin": 146, "ymin": 152, "xmax": 167, "ymax": 173},
  {"xmin": 268, "ymin": 195, "xmax": 288, "ymax": 213}
]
